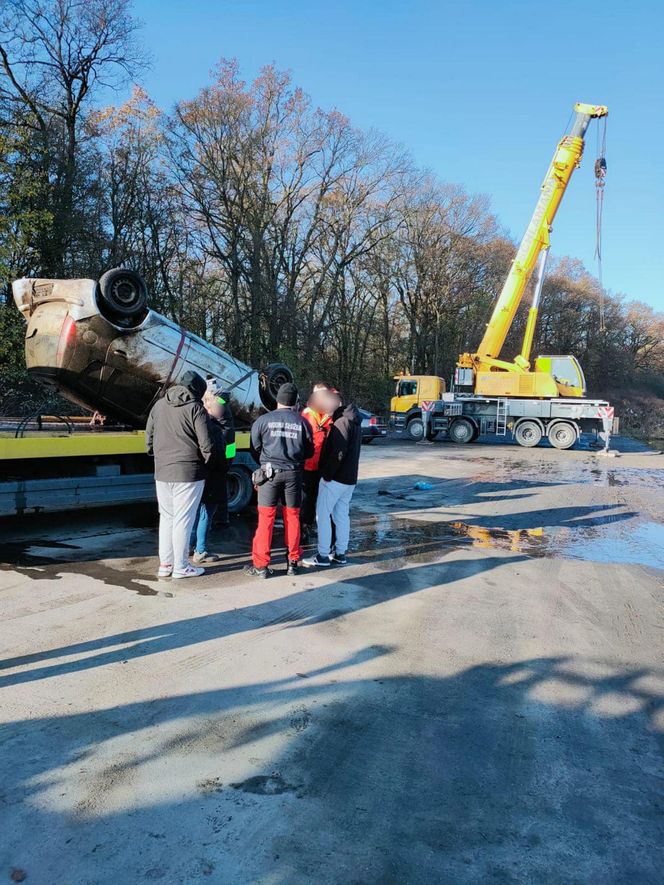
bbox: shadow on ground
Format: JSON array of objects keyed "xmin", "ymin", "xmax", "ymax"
[{"xmin": 2, "ymin": 650, "xmax": 663, "ymax": 883}]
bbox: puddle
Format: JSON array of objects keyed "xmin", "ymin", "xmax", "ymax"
[
  {"xmin": 352, "ymin": 512, "xmax": 664, "ymax": 572},
  {"xmin": 230, "ymin": 774, "xmax": 299, "ymax": 795}
]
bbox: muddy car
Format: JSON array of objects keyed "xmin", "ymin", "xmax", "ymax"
[{"xmin": 12, "ymin": 268, "xmax": 293, "ymax": 428}]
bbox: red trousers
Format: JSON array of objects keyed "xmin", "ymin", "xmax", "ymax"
[{"xmin": 252, "ymin": 506, "xmax": 303, "ymax": 567}]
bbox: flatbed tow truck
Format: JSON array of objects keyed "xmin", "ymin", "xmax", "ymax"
[{"xmin": 0, "ymin": 417, "xmax": 256, "ymax": 517}]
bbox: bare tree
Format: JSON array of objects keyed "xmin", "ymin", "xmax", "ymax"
[{"xmin": 0, "ymin": 0, "xmax": 145, "ymax": 272}]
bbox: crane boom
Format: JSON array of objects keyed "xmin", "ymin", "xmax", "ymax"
[{"xmin": 457, "ymin": 103, "xmax": 608, "ymax": 399}]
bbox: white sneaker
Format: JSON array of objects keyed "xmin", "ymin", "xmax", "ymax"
[
  {"xmin": 158, "ymin": 563, "xmax": 173, "ymax": 578},
  {"xmin": 172, "ymin": 565, "xmax": 205, "ymax": 579}
]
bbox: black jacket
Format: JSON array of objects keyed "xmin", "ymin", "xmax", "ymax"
[
  {"xmin": 146, "ymin": 385, "xmax": 215, "ymax": 482},
  {"xmin": 250, "ymin": 407, "xmax": 314, "ymax": 469},
  {"xmin": 202, "ymin": 416, "xmax": 231, "ymax": 502},
  {"xmin": 216, "ymin": 394, "xmax": 236, "ymax": 463},
  {"xmin": 320, "ymin": 403, "xmax": 363, "ymax": 485}
]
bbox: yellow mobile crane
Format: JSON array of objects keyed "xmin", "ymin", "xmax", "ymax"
[
  {"xmin": 456, "ymin": 102, "xmax": 608, "ymax": 398},
  {"xmin": 391, "ymin": 103, "xmax": 616, "ymax": 449}
]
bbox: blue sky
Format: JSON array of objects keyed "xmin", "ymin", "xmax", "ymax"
[{"xmin": 132, "ymin": 0, "xmax": 663, "ymax": 311}]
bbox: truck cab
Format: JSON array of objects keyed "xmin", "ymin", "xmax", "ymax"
[{"xmin": 390, "ymin": 374, "xmax": 446, "ymax": 440}]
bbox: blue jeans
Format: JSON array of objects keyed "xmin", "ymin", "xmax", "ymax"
[{"xmin": 189, "ymin": 501, "xmax": 218, "ymax": 554}]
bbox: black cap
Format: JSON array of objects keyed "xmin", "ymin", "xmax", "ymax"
[
  {"xmin": 181, "ymin": 370, "xmax": 207, "ymax": 400},
  {"xmin": 277, "ymin": 382, "xmax": 298, "ymax": 407}
]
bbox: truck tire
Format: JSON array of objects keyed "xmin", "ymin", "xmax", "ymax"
[
  {"xmin": 514, "ymin": 419, "xmax": 543, "ymax": 448},
  {"xmin": 97, "ymin": 268, "xmax": 148, "ymax": 324},
  {"xmin": 547, "ymin": 421, "xmax": 577, "ymax": 450},
  {"xmin": 406, "ymin": 417, "xmax": 425, "ymax": 440},
  {"xmin": 226, "ymin": 465, "xmax": 254, "ymax": 512},
  {"xmin": 449, "ymin": 418, "xmax": 476, "ymax": 444}
]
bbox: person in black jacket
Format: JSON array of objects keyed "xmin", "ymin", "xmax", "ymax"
[
  {"xmin": 204, "ymin": 377, "xmax": 236, "ymax": 526},
  {"xmin": 303, "ymin": 395, "xmax": 362, "ymax": 568},
  {"xmin": 146, "ymin": 371, "xmax": 214, "ymax": 579},
  {"xmin": 188, "ymin": 382, "xmax": 236, "ymax": 563},
  {"xmin": 245, "ymin": 382, "xmax": 314, "ymax": 578}
]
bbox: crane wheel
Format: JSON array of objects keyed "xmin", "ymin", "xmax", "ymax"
[
  {"xmin": 547, "ymin": 421, "xmax": 578, "ymax": 450},
  {"xmin": 514, "ymin": 419, "xmax": 543, "ymax": 448},
  {"xmin": 449, "ymin": 418, "xmax": 476, "ymax": 445}
]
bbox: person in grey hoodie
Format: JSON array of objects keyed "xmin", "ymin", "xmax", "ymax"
[{"xmin": 146, "ymin": 371, "xmax": 215, "ymax": 579}]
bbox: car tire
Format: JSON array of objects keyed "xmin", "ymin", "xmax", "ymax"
[
  {"xmin": 97, "ymin": 268, "xmax": 148, "ymax": 323},
  {"xmin": 260, "ymin": 363, "xmax": 294, "ymax": 410}
]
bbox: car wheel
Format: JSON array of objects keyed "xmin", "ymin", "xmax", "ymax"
[
  {"xmin": 260, "ymin": 363, "xmax": 294, "ymax": 409},
  {"xmin": 97, "ymin": 268, "xmax": 148, "ymax": 323}
]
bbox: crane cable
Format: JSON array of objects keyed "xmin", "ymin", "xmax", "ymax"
[{"xmin": 594, "ymin": 116, "xmax": 608, "ymax": 332}]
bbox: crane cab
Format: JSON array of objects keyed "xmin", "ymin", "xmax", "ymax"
[{"xmin": 534, "ymin": 355, "xmax": 586, "ymax": 397}]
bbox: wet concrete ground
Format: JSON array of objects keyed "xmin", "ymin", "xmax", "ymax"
[{"xmin": 1, "ymin": 437, "xmax": 664, "ymax": 883}]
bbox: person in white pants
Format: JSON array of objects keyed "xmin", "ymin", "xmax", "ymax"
[
  {"xmin": 146, "ymin": 371, "xmax": 216, "ymax": 579},
  {"xmin": 303, "ymin": 395, "xmax": 363, "ymax": 569},
  {"xmin": 155, "ymin": 480, "xmax": 205, "ymax": 574},
  {"xmin": 316, "ymin": 479, "xmax": 355, "ymax": 560}
]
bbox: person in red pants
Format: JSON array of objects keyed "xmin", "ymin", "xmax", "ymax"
[{"xmin": 244, "ymin": 383, "xmax": 314, "ymax": 578}]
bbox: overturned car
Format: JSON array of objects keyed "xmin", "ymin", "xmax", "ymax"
[{"xmin": 12, "ymin": 268, "xmax": 293, "ymax": 428}]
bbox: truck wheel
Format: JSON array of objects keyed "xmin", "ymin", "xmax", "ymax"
[
  {"xmin": 449, "ymin": 418, "xmax": 476, "ymax": 444},
  {"xmin": 406, "ymin": 417, "xmax": 425, "ymax": 440},
  {"xmin": 514, "ymin": 420, "xmax": 543, "ymax": 448},
  {"xmin": 97, "ymin": 268, "xmax": 148, "ymax": 323},
  {"xmin": 547, "ymin": 421, "xmax": 577, "ymax": 450},
  {"xmin": 226, "ymin": 465, "xmax": 253, "ymax": 512}
]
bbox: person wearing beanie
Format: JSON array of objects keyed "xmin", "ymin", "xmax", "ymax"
[
  {"xmin": 245, "ymin": 382, "xmax": 314, "ymax": 578},
  {"xmin": 146, "ymin": 370, "xmax": 216, "ymax": 579}
]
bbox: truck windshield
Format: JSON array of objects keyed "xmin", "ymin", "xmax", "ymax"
[{"xmin": 397, "ymin": 380, "xmax": 417, "ymax": 397}]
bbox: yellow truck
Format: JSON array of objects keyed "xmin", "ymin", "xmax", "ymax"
[{"xmin": 390, "ymin": 374, "xmax": 447, "ymax": 441}]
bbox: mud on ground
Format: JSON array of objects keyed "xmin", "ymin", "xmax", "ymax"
[{"xmin": 1, "ymin": 438, "xmax": 663, "ymax": 884}]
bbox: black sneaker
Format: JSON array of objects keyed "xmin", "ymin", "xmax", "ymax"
[
  {"xmin": 287, "ymin": 560, "xmax": 300, "ymax": 576},
  {"xmin": 331, "ymin": 552, "xmax": 347, "ymax": 565},
  {"xmin": 302, "ymin": 553, "xmax": 331, "ymax": 568},
  {"xmin": 243, "ymin": 564, "xmax": 273, "ymax": 579}
]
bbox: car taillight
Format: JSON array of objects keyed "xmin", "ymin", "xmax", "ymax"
[
  {"xmin": 56, "ymin": 315, "xmax": 76, "ymax": 366},
  {"xmin": 369, "ymin": 416, "xmax": 378, "ymax": 426}
]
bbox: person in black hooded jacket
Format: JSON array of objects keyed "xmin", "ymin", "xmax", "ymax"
[
  {"xmin": 188, "ymin": 381, "xmax": 236, "ymax": 563},
  {"xmin": 303, "ymin": 396, "xmax": 362, "ymax": 568},
  {"xmin": 146, "ymin": 370, "xmax": 215, "ymax": 579}
]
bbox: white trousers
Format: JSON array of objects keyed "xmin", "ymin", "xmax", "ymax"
[
  {"xmin": 316, "ymin": 479, "xmax": 355, "ymax": 556},
  {"xmin": 155, "ymin": 480, "xmax": 205, "ymax": 572}
]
